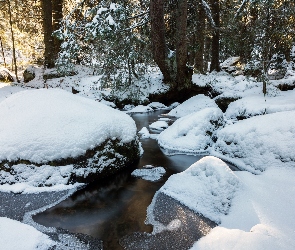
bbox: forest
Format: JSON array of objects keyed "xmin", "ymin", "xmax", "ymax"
[{"xmin": 1, "ymin": 0, "xmax": 294, "ymax": 92}]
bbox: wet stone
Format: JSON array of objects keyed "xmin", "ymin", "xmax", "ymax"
[{"xmin": 120, "ymin": 192, "xmax": 217, "ymax": 250}]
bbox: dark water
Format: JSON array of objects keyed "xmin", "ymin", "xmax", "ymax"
[{"xmin": 33, "ymin": 110, "xmax": 236, "ymax": 249}]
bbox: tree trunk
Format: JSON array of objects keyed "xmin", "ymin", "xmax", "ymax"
[
  {"xmin": 210, "ymin": 0, "xmax": 220, "ymax": 72},
  {"xmin": 175, "ymin": 0, "xmax": 190, "ymax": 87},
  {"xmin": 195, "ymin": 2, "xmax": 205, "ymax": 73},
  {"xmin": 52, "ymin": 0, "xmax": 63, "ymax": 58},
  {"xmin": 41, "ymin": 0, "xmax": 55, "ymax": 68},
  {"xmin": 7, "ymin": 0, "xmax": 19, "ymax": 82},
  {"xmin": 0, "ymin": 37, "xmax": 6, "ymax": 68},
  {"xmin": 150, "ymin": 0, "xmax": 172, "ymax": 82}
]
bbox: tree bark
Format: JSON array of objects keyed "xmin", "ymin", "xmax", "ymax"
[
  {"xmin": 210, "ymin": 0, "xmax": 220, "ymax": 72},
  {"xmin": 52, "ymin": 0, "xmax": 63, "ymax": 58},
  {"xmin": 195, "ymin": 2, "xmax": 205, "ymax": 73},
  {"xmin": 175, "ymin": 0, "xmax": 190, "ymax": 87},
  {"xmin": 7, "ymin": 0, "xmax": 19, "ymax": 82},
  {"xmin": 41, "ymin": 0, "xmax": 55, "ymax": 68},
  {"xmin": 0, "ymin": 37, "xmax": 6, "ymax": 68},
  {"xmin": 150, "ymin": 0, "xmax": 172, "ymax": 82}
]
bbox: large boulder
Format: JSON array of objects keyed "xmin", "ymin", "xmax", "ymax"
[
  {"xmin": 23, "ymin": 65, "xmax": 36, "ymax": 83},
  {"xmin": 221, "ymin": 57, "xmax": 244, "ymax": 76},
  {"xmin": 0, "ymin": 68, "xmax": 14, "ymax": 82},
  {"xmin": 0, "ymin": 89, "xmax": 140, "ymax": 184},
  {"xmin": 158, "ymin": 107, "xmax": 224, "ymax": 154}
]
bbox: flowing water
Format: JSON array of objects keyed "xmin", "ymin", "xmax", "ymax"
[{"xmin": 33, "ymin": 110, "xmax": 238, "ymax": 249}]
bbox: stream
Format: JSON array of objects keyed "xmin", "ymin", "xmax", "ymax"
[{"xmin": 33, "ymin": 110, "xmax": 238, "ymax": 249}]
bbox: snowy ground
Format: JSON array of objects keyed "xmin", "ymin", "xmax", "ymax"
[
  {"xmin": 1, "ymin": 65, "xmax": 295, "ymax": 249},
  {"xmin": 0, "ymin": 217, "xmax": 56, "ymax": 250}
]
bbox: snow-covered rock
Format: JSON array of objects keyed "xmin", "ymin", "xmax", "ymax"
[
  {"xmin": 0, "ymin": 217, "xmax": 56, "ymax": 249},
  {"xmin": 0, "ymin": 88, "xmax": 140, "ymax": 183},
  {"xmin": 149, "ymin": 120, "xmax": 169, "ymax": 131},
  {"xmin": 158, "ymin": 107, "xmax": 224, "ymax": 154},
  {"xmin": 138, "ymin": 127, "xmax": 150, "ymax": 138},
  {"xmin": 214, "ymin": 110, "xmax": 295, "ymax": 173},
  {"xmin": 150, "ymin": 156, "xmax": 240, "ymax": 224},
  {"xmin": 190, "ymin": 166, "xmax": 295, "ymax": 250},
  {"xmin": 126, "ymin": 105, "xmax": 153, "ymax": 113},
  {"xmin": 148, "ymin": 102, "xmax": 168, "ymax": 110},
  {"xmin": 225, "ymin": 90, "xmax": 295, "ymax": 120},
  {"xmin": 168, "ymin": 94, "xmax": 218, "ymax": 118}
]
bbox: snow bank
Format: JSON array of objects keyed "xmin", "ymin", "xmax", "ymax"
[
  {"xmin": 214, "ymin": 110, "xmax": 295, "ymax": 173},
  {"xmin": 191, "ymin": 167, "xmax": 295, "ymax": 250},
  {"xmin": 131, "ymin": 165, "xmax": 166, "ymax": 182},
  {"xmin": 225, "ymin": 90, "xmax": 295, "ymax": 119},
  {"xmin": 0, "ymin": 82, "xmax": 24, "ymax": 102},
  {"xmin": 158, "ymin": 108, "xmax": 224, "ymax": 154},
  {"xmin": 168, "ymin": 94, "xmax": 218, "ymax": 118},
  {"xmin": 0, "ymin": 88, "xmax": 137, "ymax": 163},
  {"xmin": 156, "ymin": 156, "xmax": 240, "ymax": 223},
  {"xmin": 0, "ymin": 217, "xmax": 56, "ymax": 250}
]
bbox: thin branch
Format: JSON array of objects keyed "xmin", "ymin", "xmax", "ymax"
[
  {"xmin": 127, "ymin": 11, "xmax": 148, "ymax": 20},
  {"xmin": 234, "ymin": 0, "xmax": 250, "ymax": 19},
  {"xmin": 200, "ymin": 0, "xmax": 216, "ymax": 28}
]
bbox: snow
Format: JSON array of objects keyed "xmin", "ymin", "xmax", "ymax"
[
  {"xmin": 0, "ymin": 164, "xmax": 83, "ymax": 193},
  {"xmin": 138, "ymin": 127, "xmax": 150, "ymax": 138},
  {"xmin": 131, "ymin": 165, "xmax": 166, "ymax": 182},
  {"xmin": 214, "ymin": 110, "xmax": 295, "ymax": 173},
  {"xmin": 168, "ymin": 94, "xmax": 218, "ymax": 118},
  {"xmin": 220, "ymin": 56, "xmax": 240, "ymax": 68},
  {"xmin": 149, "ymin": 156, "xmax": 240, "ymax": 224},
  {"xmin": 0, "ymin": 217, "xmax": 56, "ymax": 250},
  {"xmin": 225, "ymin": 89, "xmax": 295, "ymax": 119},
  {"xmin": 106, "ymin": 14, "xmax": 115, "ymax": 26},
  {"xmin": 126, "ymin": 104, "xmax": 153, "ymax": 113},
  {"xmin": 149, "ymin": 120, "xmax": 169, "ymax": 131},
  {"xmin": 148, "ymin": 102, "xmax": 168, "ymax": 110},
  {"xmin": 191, "ymin": 166, "xmax": 295, "ymax": 250},
  {"xmin": 158, "ymin": 107, "xmax": 224, "ymax": 154},
  {"xmin": 0, "ymin": 82, "xmax": 24, "ymax": 102},
  {"xmin": 0, "ymin": 88, "xmax": 137, "ymax": 163}
]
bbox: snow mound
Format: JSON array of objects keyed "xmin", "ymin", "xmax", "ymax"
[
  {"xmin": 168, "ymin": 94, "xmax": 218, "ymax": 118},
  {"xmin": 149, "ymin": 120, "xmax": 169, "ymax": 131},
  {"xmin": 131, "ymin": 165, "xmax": 166, "ymax": 182},
  {"xmin": 159, "ymin": 156, "xmax": 240, "ymax": 223},
  {"xmin": 214, "ymin": 110, "xmax": 295, "ymax": 173},
  {"xmin": 158, "ymin": 107, "xmax": 224, "ymax": 154},
  {"xmin": 0, "ymin": 217, "xmax": 56, "ymax": 250},
  {"xmin": 190, "ymin": 167, "xmax": 295, "ymax": 250},
  {"xmin": 126, "ymin": 105, "xmax": 153, "ymax": 113},
  {"xmin": 0, "ymin": 88, "xmax": 137, "ymax": 163},
  {"xmin": 225, "ymin": 90, "xmax": 295, "ymax": 119},
  {"xmin": 138, "ymin": 127, "xmax": 150, "ymax": 138},
  {"xmin": 148, "ymin": 102, "xmax": 168, "ymax": 110}
]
